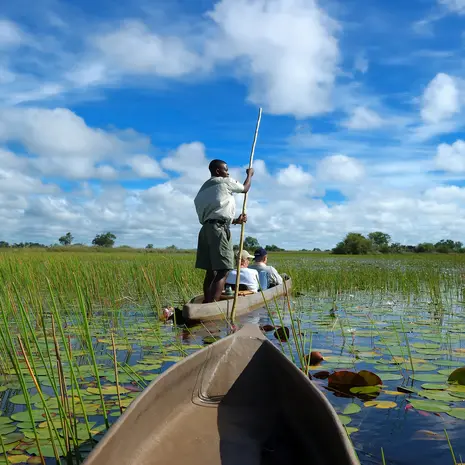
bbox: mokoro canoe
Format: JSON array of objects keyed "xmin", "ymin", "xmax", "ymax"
[
  {"xmin": 182, "ymin": 276, "xmax": 292, "ymax": 321},
  {"xmin": 83, "ymin": 324, "xmax": 359, "ymax": 465}
]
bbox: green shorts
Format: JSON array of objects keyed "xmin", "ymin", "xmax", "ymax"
[{"xmin": 195, "ymin": 221, "xmax": 234, "ymax": 271}]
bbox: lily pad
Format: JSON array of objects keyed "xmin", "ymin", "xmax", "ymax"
[
  {"xmin": 409, "ymin": 399, "xmax": 451, "ymax": 413},
  {"xmin": 364, "ymin": 400, "xmax": 397, "ymax": 409},
  {"xmin": 421, "ymin": 384, "xmax": 448, "ymax": 390},
  {"xmin": 345, "ymin": 427, "xmax": 359, "ymax": 435},
  {"xmin": 447, "ymin": 408, "xmax": 465, "ymax": 420},
  {"xmin": 448, "ymin": 367, "xmax": 465, "ymax": 385},
  {"xmin": 411, "ymin": 374, "xmax": 448, "ymax": 383},
  {"xmin": 378, "ymin": 373, "xmax": 403, "ymax": 381},
  {"xmin": 343, "ymin": 404, "xmax": 361, "ymax": 415},
  {"xmin": 337, "ymin": 414, "xmax": 351, "ymax": 425}
]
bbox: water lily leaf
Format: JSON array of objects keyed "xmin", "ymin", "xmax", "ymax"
[
  {"xmin": 411, "ymin": 374, "xmax": 448, "ymax": 383},
  {"xmin": 8, "ymin": 454, "xmax": 29, "ymax": 464},
  {"xmin": 2, "ymin": 433, "xmax": 24, "ymax": 445},
  {"xmin": 448, "ymin": 385, "xmax": 465, "ymax": 393},
  {"xmin": 87, "ymin": 386, "xmax": 130, "ymax": 395},
  {"xmin": 11, "ymin": 411, "xmax": 45, "ymax": 423},
  {"xmin": 411, "ymin": 343, "xmax": 441, "ymax": 349},
  {"xmin": 337, "ymin": 414, "xmax": 351, "ymax": 425},
  {"xmin": 0, "ymin": 425, "xmax": 17, "ymax": 435},
  {"xmin": 358, "ymin": 370, "xmax": 382, "ymax": 386},
  {"xmin": 378, "ymin": 373, "xmax": 403, "ymax": 381},
  {"xmin": 421, "ymin": 384, "xmax": 448, "ymax": 390},
  {"xmin": 10, "ymin": 393, "xmax": 49, "ymax": 405},
  {"xmin": 343, "ymin": 404, "xmax": 361, "ymax": 415},
  {"xmin": 448, "ymin": 367, "xmax": 465, "ymax": 385},
  {"xmin": 364, "ymin": 400, "xmax": 397, "ymax": 409},
  {"xmin": 447, "ymin": 408, "xmax": 465, "ymax": 420},
  {"xmin": 0, "ymin": 418, "xmax": 12, "ymax": 425},
  {"xmin": 418, "ymin": 391, "xmax": 458, "ymax": 402},
  {"xmin": 27, "ymin": 457, "xmax": 42, "ymax": 464},
  {"xmin": 345, "ymin": 427, "xmax": 359, "ymax": 435},
  {"xmin": 434, "ymin": 360, "xmax": 464, "ymax": 367},
  {"xmin": 383, "ymin": 390, "xmax": 406, "ymax": 396},
  {"xmin": 409, "ymin": 399, "xmax": 451, "ymax": 413},
  {"xmin": 350, "ymin": 386, "xmax": 381, "ymax": 395}
]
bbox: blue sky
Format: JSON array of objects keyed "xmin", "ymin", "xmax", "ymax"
[{"xmin": 1, "ymin": 0, "xmax": 465, "ymax": 249}]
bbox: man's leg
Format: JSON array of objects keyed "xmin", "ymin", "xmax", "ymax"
[
  {"xmin": 203, "ymin": 270, "xmax": 215, "ymax": 303},
  {"xmin": 210, "ymin": 269, "xmax": 229, "ymax": 302}
]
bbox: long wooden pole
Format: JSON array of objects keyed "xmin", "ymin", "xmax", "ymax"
[{"xmin": 231, "ymin": 107, "xmax": 262, "ymax": 323}]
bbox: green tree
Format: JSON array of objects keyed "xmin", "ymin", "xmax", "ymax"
[
  {"xmin": 415, "ymin": 242, "xmax": 435, "ymax": 253},
  {"xmin": 368, "ymin": 231, "xmax": 391, "ymax": 249},
  {"xmin": 332, "ymin": 233, "xmax": 373, "ymax": 255},
  {"xmin": 58, "ymin": 232, "xmax": 74, "ymax": 246},
  {"xmin": 244, "ymin": 236, "xmax": 260, "ymax": 250},
  {"xmin": 146, "ymin": 244, "xmax": 154, "ymax": 249},
  {"xmin": 92, "ymin": 232, "xmax": 116, "ymax": 247},
  {"xmin": 0, "ymin": 241, "xmax": 9, "ymax": 248},
  {"xmin": 265, "ymin": 244, "xmax": 284, "ymax": 252}
]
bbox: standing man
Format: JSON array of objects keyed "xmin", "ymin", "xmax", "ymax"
[{"xmin": 194, "ymin": 159, "xmax": 254, "ymax": 303}]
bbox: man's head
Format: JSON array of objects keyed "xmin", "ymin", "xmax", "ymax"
[
  {"xmin": 254, "ymin": 247, "xmax": 268, "ymax": 263},
  {"xmin": 236, "ymin": 250, "xmax": 254, "ymax": 267},
  {"xmin": 209, "ymin": 159, "xmax": 229, "ymax": 178}
]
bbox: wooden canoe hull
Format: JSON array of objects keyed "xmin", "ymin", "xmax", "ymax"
[
  {"xmin": 83, "ymin": 324, "xmax": 359, "ymax": 465},
  {"xmin": 182, "ymin": 277, "xmax": 292, "ymax": 321}
]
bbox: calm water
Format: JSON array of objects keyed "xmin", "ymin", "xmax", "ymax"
[{"xmin": 2, "ymin": 290, "xmax": 465, "ymax": 464}]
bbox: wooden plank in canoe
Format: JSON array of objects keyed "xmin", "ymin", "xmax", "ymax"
[
  {"xmin": 182, "ymin": 277, "xmax": 292, "ymax": 321},
  {"xmin": 83, "ymin": 324, "xmax": 359, "ymax": 465}
]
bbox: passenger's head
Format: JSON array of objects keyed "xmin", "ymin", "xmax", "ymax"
[
  {"xmin": 209, "ymin": 159, "xmax": 229, "ymax": 178},
  {"xmin": 254, "ymin": 247, "xmax": 268, "ymax": 264},
  {"xmin": 236, "ymin": 250, "xmax": 254, "ymax": 267}
]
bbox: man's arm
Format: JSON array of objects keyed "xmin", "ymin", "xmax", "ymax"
[{"xmin": 242, "ymin": 168, "xmax": 254, "ymax": 193}]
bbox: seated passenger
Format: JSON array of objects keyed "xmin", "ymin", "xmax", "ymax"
[
  {"xmin": 248, "ymin": 248, "xmax": 283, "ymax": 288},
  {"xmin": 225, "ymin": 250, "xmax": 259, "ymax": 292}
]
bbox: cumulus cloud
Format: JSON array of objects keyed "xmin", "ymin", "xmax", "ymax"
[
  {"xmin": 0, "ymin": 107, "xmax": 151, "ymax": 179},
  {"xmin": 439, "ymin": 0, "xmax": 465, "ymax": 14},
  {"xmin": 207, "ymin": 0, "xmax": 339, "ymax": 117},
  {"xmin": 435, "ymin": 140, "xmax": 465, "ymax": 172},
  {"xmin": 421, "ymin": 73, "xmax": 460, "ymax": 123},
  {"xmin": 317, "ymin": 154, "xmax": 365, "ymax": 183},
  {"xmin": 129, "ymin": 155, "xmax": 166, "ymax": 178},
  {"xmin": 93, "ymin": 20, "xmax": 204, "ymax": 78},
  {"xmin": 276, "ymin": 164, "xmax": 313, "ymax": 187},
  {"xmin": 342, "ymin": 107, "xmax": 383, "ymax": 130}
]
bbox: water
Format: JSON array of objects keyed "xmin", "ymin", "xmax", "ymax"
[{"xmin": 2, "ymin": 289, "xmax": 465, "ymax": 464}]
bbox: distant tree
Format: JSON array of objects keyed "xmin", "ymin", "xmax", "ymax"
[
  {"xmin": 434, "ymin": 239, "xmax": 463, "ymax": 254},
  {"xmin": 166, "ymin": 245, "xmax": 178, "ymax": 251},
  {"xmin": 58, "ymin": 232, "xmax": 74, "ymax": 246},
  {"xmin": 0, "ymin": 241, "xmax": 9, "ymax": 248},
  {"xmin": 332, "ymin": 233, "xmax": 373, "ymax": 255},
  {"xmin": 92, "ymin": 232, "xmax": 116, "ymax": 248},
  {"xmin": 368, "ymin": 232, "xmax": 391, "ymax": 249},
  {"xmin": 265, "ymin": 244, "xmax": 284, "ymax": 252},
  {"xmin": 244, "ymin": 236, "xmax": 260, "ymax": 250},
  {"xmin": 389, "ymin": 242, "xmax": 403, "ymax": 254},
  {"xmin": 312, "ymin": 248, "xmax": 322, "ymax": 252},
  {"xmin": 146, "ymin": 244, "xmax": 154, "ymax": 249},
  {"xmin": 415, "ymin": 242, "xmax": 435, "ymax": 253}
]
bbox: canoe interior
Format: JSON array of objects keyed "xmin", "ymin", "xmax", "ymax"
[{"xmin": 84, "ymin": 325, "xmax": 358, "ymax": 465}]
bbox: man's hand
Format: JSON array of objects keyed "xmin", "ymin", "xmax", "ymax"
[
  {"xmin": 233, "ymin": 213, "xmax": 247, "ymax": 225},
  {"xmin": 246, "ymin": 168, "xmax": 254, "ymax": 177}
]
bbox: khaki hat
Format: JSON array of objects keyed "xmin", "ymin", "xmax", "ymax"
[{"xmin": 238, "ymin": 250, "xmax": 254, "ymax": 260}]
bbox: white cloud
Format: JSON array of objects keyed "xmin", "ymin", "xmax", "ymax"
[
  {"xmin": 317, "ymin": 154, "xmax": 365, "ymax": 183},
  {"xmin": 439, "ymin": 0, "xmax": 465, "ymax": 14},
  {"xmin": 421, "ymin": 73, "xmax": 460, "ymax": 123},
  {"xmin": 0, "ymin": 20, "xmax": 23, "ymax": 49},
  {"xmin": 424, "ymin": 185, "xmax": 465, "ymax": 202},
  {"xmin": 342, "ymin": 107, "xmax": 383, "ymax": 130},
  {"xmin": 129, "ymin": 155, "xmax": 165, "ymax": 178},
  {"xmin": 435, "ymin": 140, "xmax": 465, "ymax": 172},
  {"xmin": 93, "ymin": 20, "xmax": 203, "ymax": 78},
  {"xmin": 277, "ymin": 164, "xmax": 313, "ymax": 187},
  {"xmin": 206, "ymin": 0, "xmax": 340, "ymax": 117},
  {"xmin": 354, "ymin": 53, "xmax": 368, "ymax": 74},
  {"xmin": 0, "ymin": 107, "xmax": 150, "ymax": 179}
]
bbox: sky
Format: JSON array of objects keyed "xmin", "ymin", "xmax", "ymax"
[{"xmin": 1, "ymin": 0, "xmax": 465, "ymax": 250}]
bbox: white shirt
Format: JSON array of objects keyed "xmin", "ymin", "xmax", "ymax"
[
  {"xmin": 226, "ymin": 268, "xmax": 260, "ymax": 292},
  {"xmin": 249, "ymin": 262, "xmax": 283, "ymax": 286},
  {"xmin": 194, "ymin": 177, "xmax": 245, "ymax": 224}
]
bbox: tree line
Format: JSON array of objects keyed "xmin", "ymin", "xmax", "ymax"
[{"xmin": 332, "ymin": 232, "xmax": 464, "ymax": 255}]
